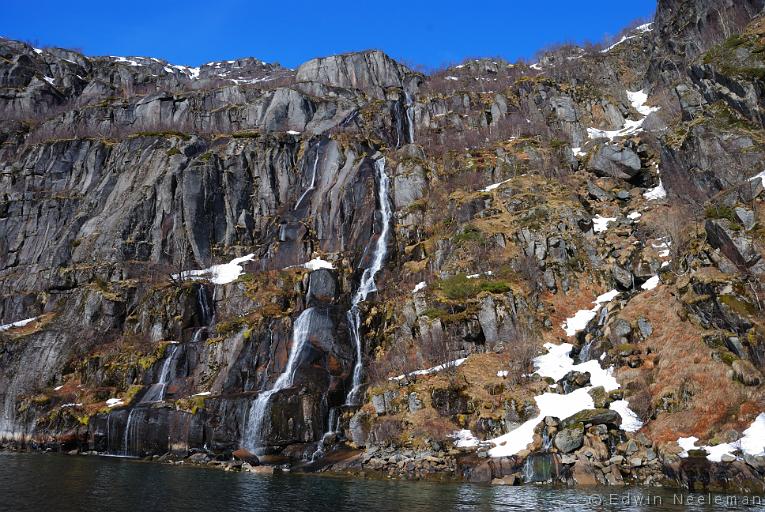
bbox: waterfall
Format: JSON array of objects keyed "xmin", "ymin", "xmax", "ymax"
[
  {"xmin": 122, "ymin": 408, "xmax": 144, "ymax": 456},
  {"xmin": 244, "ymin": 307, "xmax": 318, "ymax": 451},
  {"xmin": 294, "ymin": 145, "xmax": 320, "ymax": 210},
  {"xmin": 345, "ymin": 157, "xmax": 393, "ymax": 406},
  {"xmin": 578, "ymin": 340, "xmax": 593, "ymax": 363},
  {"xmin": 405, "ymin": 91, "xmax": 415, "ymax": 144},
  {"xmin": 190, "ymin": 284, "xmax": 215, "ymax": 343},
  {"xmin": 140, "ymin": 343, "xmax": 180, "ymax": 403},
  {"xmin": 197, "ymin": 285, "xmax": 214, "ymax": 326}
]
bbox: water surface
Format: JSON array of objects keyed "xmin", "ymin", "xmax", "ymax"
[{"xmin": 0, "ymin": 452, "xmax": 761, "ymax": 511}]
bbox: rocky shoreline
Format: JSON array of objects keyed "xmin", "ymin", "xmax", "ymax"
[{"xmin": 4, "ymin": 431, "xmax": 765, "ymax": 494}]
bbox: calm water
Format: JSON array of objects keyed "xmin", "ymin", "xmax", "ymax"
[{"xmin": 0, "ymin": 452, "xmax": 763, "ymax": 511}]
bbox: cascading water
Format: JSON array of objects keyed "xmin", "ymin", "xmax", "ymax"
[
  {"xmin": 140, "ymin": 343, "xmax": 180, "ymax": 403},
  {"xmin": 294, "ymin": 144, "xmax": 321, "ymax": 210},
  {"xmin": 345, "ymin": 157, "xmax": 392, "ymax": 406},
  {"xmin": 404, "ymin": 91, "xmax": 415, "ymax": 144},
  {"xmin": 312, "ymin": 157, "xmax": 393, "ymax": 459},
  {"xmin": 122, "ymin": 408, "xmax": 145, "ymax": 457},
  {"xmin": 244, "ymin": 307, "xmax": 319, "ymax": 452},
  {"xmin": 191, "ymin": 285, "xmax": 214, "ymax": 343}
]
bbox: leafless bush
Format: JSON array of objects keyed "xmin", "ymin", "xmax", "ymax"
[
  {"xmin": 515, "ymin": 253, "xmax": 543, "ymax": 297},
  {"xmin": 368, "ymin": 339, "xmax": 420, "ymax": 385},
  {"xmin": 421, "ymin": 331, "xmax": 461, "ymax": 388},
  {"xmin": 503, "ymin": 322, "xmax": 538, "ymax": 385}
]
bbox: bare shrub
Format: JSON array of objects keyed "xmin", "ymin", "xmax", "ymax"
[
  {"xmin": 503, "ymin": 323, "xmax": 538, "ymax": 385},
  {"xmin": 515, "ymin": 253, "xmax": 543, "ymax": 297}
]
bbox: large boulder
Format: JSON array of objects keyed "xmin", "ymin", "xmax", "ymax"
[
  {"xmin": 554, "ymin": 424, "xmax": 585, "ymax": 453},
  {"xmin": 588, "ymin": 144, "xmax": 642, "ymax": 180},
  {"xmin": 561, "ymin": 409, "xmax": 622, "ymax": 429},
  {"xmin": 705, "ymin": 219, "xmax": 762, "ymax": 270}
]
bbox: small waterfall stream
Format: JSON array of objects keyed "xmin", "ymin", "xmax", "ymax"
[
  {"xmin": 405, "ymin": 91, "xmax": 415, "ymax": 144},
  {"xmin": 294, "ymin": 143, "xmax": 321, "ymax": 211},
  {"xmin": 140, "ymin": 343, "xmax": 180, "ymax": 403},
  {"xmin": 312, "ymin": 157, "xmax": 393, "ymax": 459},
  {"xmin": 244, "ymin": 307, "xmax": 319, "ymax": 452},
  {"xmin": 345, "ymin": 157, "xmax": 392, "ymax": 406}
]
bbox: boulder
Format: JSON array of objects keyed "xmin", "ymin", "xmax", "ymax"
[
  {"xmin": 306, "ymin": 269, "xmax": 338, "ymax": 306},
  {"xmin": 588, "ymin": 144, "xmax": 642, "ymax": 180},
  {"xmin": 554, "ymin": 424, "xmax": 585, "ymax": 454},
  {"xmin": 571, "ymin": 460, "xmax": 600, "ymax": 486},
  {"xmin": 232, "ymin": 448, "xmax": 260, "ymax": 465},
  {"xmin": 561, "ymin": 409, "xmax": 621, "ymax": 429},
  {"xmin": 705, "ymin": 219, "xmax": 761, "ymax": 270}
]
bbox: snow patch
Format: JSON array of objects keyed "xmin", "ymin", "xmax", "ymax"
[
  {"xmin": 174, "ymin": 254, "xmax": 255, "ymax": 285},
  {"xmin": 749, "ymin": 170, "xmax": 765, "ymax": 187},
  {"xmin": 497, "ymin": 370, "xmax": 509, "ymax": 378},
  {"xmin": 572, "ymin": 147, "xmax": 586, "ymax": 157},
  {"xmin": 453, "ymin": 429, "xmax": 480, "ymax": 448},
  {"xmin": 677, "ymin": 413, "xmax": 765, "ymax": 462},
  {"xmin": 106, "ymin": 398, "xmax": 124, "ymax": 408},
  {"xmin": 641, "ymin": 275, "xmax": 660, "ymax": 291},
  {"xmin": 302, "ymin": 258, "xmax": 334, "ymax": 271},
  {"xmin": 487, "ymin": 340, "xmax": 641, "ymax": 457},
  {"xmin": 562, "ymin": 290, "xmax": 619, "ymax": 337},
  {"xmin": 286, "ymin": 130, "xmax": 301, "ymax": 135},
  {"xmin": 413, "ymin": 281, "xmax": 427, "ymax": 293},
  {"xmin": 627, "ymin": 90, "xmax": 659, "ymax": 117},
  {"xmin": 0, "ymin": 317, "xmax": 39, "ymax": 332},
  {"xmin": 610, "ymin": 400, "xmax": 644, "ymax": 432},
  {"xmin": 482, "ymin": 179, "xmax": 512, "ymax": 192},
  {"xmin": 627, "ymin": 211, "xmax": 642, "ymax": 220},
  {"xmin": 643, "ymin": 180, "xmax": 667, "ymax": 200},
  {"xmin": 592, "ymin": 215, "xmax": 616, "ymax": 233},
  {"xmin": 389, "ymin": 358, "xmax": 467, "ymax": 382},
  {"xmin": 54, "ymin": 385, "xmax": 63, "ymax": 391},
  {"xmin": 488, "ymin": 388, "xmax": 595, "ymax": 457}
]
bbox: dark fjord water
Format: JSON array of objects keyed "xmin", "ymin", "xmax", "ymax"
[{"xmin": 0, "ymin": 452, "xmax": 762, "ymax": 512}]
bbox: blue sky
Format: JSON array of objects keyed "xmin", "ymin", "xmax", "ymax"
[{"xmin": 2, "ymin": 0, "xmax": 656, "ymax": 70}]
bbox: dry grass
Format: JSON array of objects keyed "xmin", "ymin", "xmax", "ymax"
[{"xmin": 614, "ymin": 286, "xmax": 762, "ymax": 444}]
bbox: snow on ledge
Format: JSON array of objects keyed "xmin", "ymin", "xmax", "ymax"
[
  {"xmin": 106, "ymin": 398, "xmax": 124, "ymax": 408},
  {"xmin": 174, "ymin": 254, "xmax": 255, "ymax": 285},
  {"xmin": 482, "ymin": 179, "xmax": 512, "ymax": 192},
  {"xmin": 453, "ymin": 429, "xmax": 480, "ymax": 448},
  {"xmin": 389, "ymin": 358, "xmax": 467, "ymax": 382},
  {"xmin": 749, "ymin": 170, "xmax": 765, "ymax": 187},
  {"xmin": 0, "ymin": 317, "xmax": 39, "ymax": 332},
  {"xmin": 302, "ymin": 258, "xmax": 335, "ymax": 271}
]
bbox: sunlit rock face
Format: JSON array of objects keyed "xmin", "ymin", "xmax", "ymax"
[{"xmin": 1, "ymin": 0, "xmax": 765, "ymax": 492}]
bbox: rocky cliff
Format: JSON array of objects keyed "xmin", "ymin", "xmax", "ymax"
[{"xmin": 1, "ymin": 0, "xmax": 765, "ymax": 492}]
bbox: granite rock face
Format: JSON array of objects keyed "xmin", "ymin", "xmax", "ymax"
[{"xmin": 1, "ymin": 0, "xmax": 765, "ymax": 493}]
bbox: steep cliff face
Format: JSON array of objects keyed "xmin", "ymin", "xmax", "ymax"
[{"xmin": 1, "ymin": 0, "xmax": 765, "ymax": 491}]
